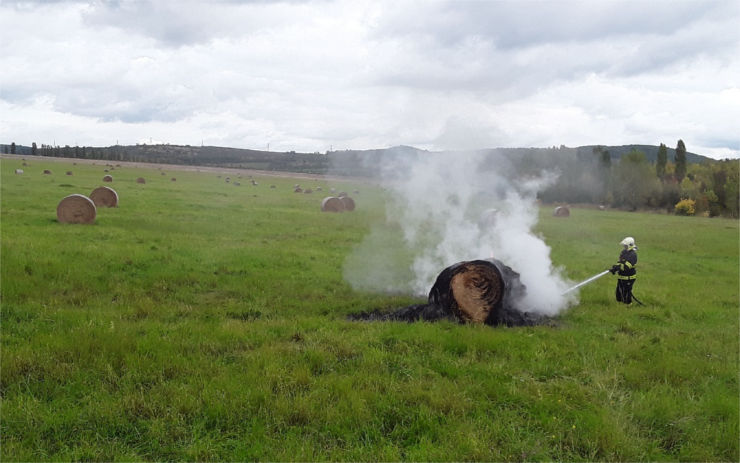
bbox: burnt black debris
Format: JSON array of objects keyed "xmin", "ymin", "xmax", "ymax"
[{"xmin": 349, "ymin": 258, "xmax": 548, "ymax": 327}]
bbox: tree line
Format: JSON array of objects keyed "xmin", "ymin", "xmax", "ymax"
[
  {"xmin": 3, "ymin": 139, "xmax": 738, "ymax": 217},
  {"xmin": 534, "ymin": 140, "xmax": 738, "ymax": 217}
]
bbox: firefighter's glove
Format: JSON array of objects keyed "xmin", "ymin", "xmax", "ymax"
[{"xmin": 609, "ymin": 265, "xmax": 619, "ymax": 274}]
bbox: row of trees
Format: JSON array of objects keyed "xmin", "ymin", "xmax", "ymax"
[{"xmin": 537, "ymin": 140, "xmax": 738, "ymax": 217}]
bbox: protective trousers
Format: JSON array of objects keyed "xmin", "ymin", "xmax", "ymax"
[{"xmin": 616, "ymin": 279, "xmax": 635, "ymax": 304}]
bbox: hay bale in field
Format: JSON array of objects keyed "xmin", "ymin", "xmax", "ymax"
[
  {"xmin": 350, "ymin": 259, "xmax": 544, "ymax": 327},
  {"xmin": 234, "ymin": 182, "xmax": 241, "ymax": 186},
  {"xmin": 598, "ymin": 205, "xmax": 606, "ymax": 211},
  {"xmin": 22, "ymin": 162, "xmax": 28, "ymax": 166},
  {"xmin": 270, "ymin": 185, "xmax": 276, "ymax": 189},
  {"xmin": 43, "ymin": 169, "xmax": 52, "ymax": 175},
  {"xmin": 340, "ymin": 196, "xmax": 355, "ymax": 211},
  {"xmin": 316, "ymin": 187, "xmax": 322, "ymax": 191},
  {"xmin": 15, "ymin": 169, "xmax": 23, "ymax": 175},
  {"xmin": 338, "ymin": 191, "xmax": 348, "ymax": 198},
  {"xmin": 553, "ymin": 206, "xmax": 570, "ymax": 217},
  {"xmin": 136, "ymin": 177, "xmax": 146, "ymax": 184},
  {"xmin": 103, "ymin": 175, "xmax": 113, "ymax": 182},
  {"xmin": 57, "ymin": 194, "xmax": 96, "ymax": 224},
  {"xmin": 294, "ymin": 187, "xmax": 303, "ymax": 193},
  {"xmin": 104, "ymin": 169, "xmax": 109, "ymax": 173},
  {"xmin": 161, "ymin": 172, "xmax": 166, "ymax": 175},
  {"xmin": 90, "ymin": 186, "xmax": 119, "ymax": 208},
  {"xmin": 66, "ymin": 171, "xmax": 73, "ymax": 176},
  {"xmin": 321, "ymin": 196, "xmax": 345, "ymax": 212},
  {"xmin": 225, "ymin": 177, "xmax": 231, "ymax": 183},
  {"xmin": 171, "ymin": 177, "xmax": 177, "ymax": 182}
]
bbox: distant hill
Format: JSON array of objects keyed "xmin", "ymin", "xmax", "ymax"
[{"xmin": 1, "ymin": 142, "xmax": 714, "ymax": 177}]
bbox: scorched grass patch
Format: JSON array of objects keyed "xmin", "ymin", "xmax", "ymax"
[{"xmin": 1, "ymin": 157, "xmax": 738, "ymax": 461}]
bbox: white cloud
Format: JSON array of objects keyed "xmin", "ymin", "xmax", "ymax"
[{"xmin": 1, "ymin": 0, "xmax": 738, "ymax": 158}]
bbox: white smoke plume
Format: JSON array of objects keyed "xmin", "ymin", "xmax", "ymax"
[{"xmin": 342, "ymin": 148, "xmax": 577, "ymax": 315}]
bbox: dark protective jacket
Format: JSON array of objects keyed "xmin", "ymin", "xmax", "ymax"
[{"xmin": 615, "ymin": 246, "xmax": 637, "ymax": 279}]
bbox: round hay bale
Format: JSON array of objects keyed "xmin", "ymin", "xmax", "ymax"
[
  {"xmin": 225, "ymin": 177, "xmax": 230, "ymax": 183},
  {"xmin": 161, "ymin": 172, "xmax": 166, "ymax": 175},
  {"xmin": 22, "ymin": 162, "xmax": 28, "ymax": 166},
  {"xmin": 234, "ymin": 182, "xmax": 241, "ymax": 186},
  {"xmin": 90, "ymin": 186, "xmax": 118, "ymax": 207},
  {"xmin": 598, "ymin": 205, "xmax": 606, "ymax": 211},
  {"xmin": 321, "ymin": 196, "xmax": 345, "ymax": 212},
  {"xmin": 304, "ymin": 188, "xmax": 313, "ymax": 194},
  {"xmin": 89, "ymin": 186, "xmax": 119, "ymax": 208},
  {"xmin": 340, "ymin": 196, "xmax": 355, "ymax": 211},
  {"xmin": 294, "ymin": 187, "xmax": 303, "ymax": 193},
  {"xmin": 338, "ymin": 191, "xmax": 348, "ymax": 198},
  {"xmin": 171, "ymin": 177, "xmax": 177, "ymax": 182},
  {"xmin": 553, "ymin": 206, "xmax": 570, "ymax": 217},
  {"xmin": 15, "ymin": 169, "xmax": 23, "ymax": 175},
  {"xmin": 104, "ymin": 169, "xmax": 109, "ymax": 172},
  {"xmin": 136, "ymin": 177, "xmax": 146, "ymax": 184},
  {"xmin": 43, "ymin": 169, "xmax": 52, "ymax": 175},
  {"xmin": 57, "ymin": 194, "xmax": 96, "ymax": 224},
  {"xmin": 103, "ymin": 175, "xmax": 113, "ymax": 182},
  {"xmin": 66, "ymin": 171, "xmax": 73, "ymax": 176},
  {"xmin": 270, "ymin": 185, "xmax": 276, "ymax": 189}
]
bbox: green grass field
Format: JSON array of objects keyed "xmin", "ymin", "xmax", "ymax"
[{"xmin": 2, "ymin": 156, "xmax": 738, "ymax": 461}]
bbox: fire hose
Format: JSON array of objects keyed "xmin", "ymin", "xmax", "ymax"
[{"xmin": 562, "ymin": 269, "xmax": 644, "ymax": 305}]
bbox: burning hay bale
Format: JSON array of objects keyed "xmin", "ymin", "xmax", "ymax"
[
  {"xmin": 350, "ymin": 259, "xmax": 546, "ymax": 327},
  {"xmin": 136, "ymin": 177, "xmax": 146, "ymax": 184},
  {"xmin": 553, "ymin": 206, "xmax": 570, "ymax": 217},
  {"xmin": 89, "ymin": 186, "xmax": 119, "ymax": 208},
  {"xmin": 103, "ymin": 175, "xmax": 113, "ymax": 182},
  {"xmin": 321, "ymin": 196, "xmax": 345, "ymax": 212},
  {"xmin": 57, "ymin": 194, "xmax": 96, "ymax": 224}
]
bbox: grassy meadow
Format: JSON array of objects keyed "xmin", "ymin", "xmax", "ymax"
[{"xmin": 1, "ymin": 156, "xmax": 738, "ymax": 461}]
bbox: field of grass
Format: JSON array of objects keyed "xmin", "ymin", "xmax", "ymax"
[{"xmin": 1, "ymin": 156, "xmax": 738, "ymax": 461}]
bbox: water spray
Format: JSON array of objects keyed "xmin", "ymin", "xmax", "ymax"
[{"xmin": 561, "ymin": 270, "xmax": 610, "ymax": 295}]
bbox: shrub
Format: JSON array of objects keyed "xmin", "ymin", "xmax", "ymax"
[{"xmin": 675, "ymin": 198, "xmax": 696, "ymax": 216}]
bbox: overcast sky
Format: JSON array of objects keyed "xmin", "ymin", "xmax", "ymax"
[{"xmin": 1, "ymin": 0, "xmax": 738, "ymax": 159}]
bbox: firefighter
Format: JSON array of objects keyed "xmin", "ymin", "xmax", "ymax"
[{"xmin": 609, "ymin": 237, "xmax": 637, "ymax": 305}]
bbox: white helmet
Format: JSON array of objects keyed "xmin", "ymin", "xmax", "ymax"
[{"xmin": 620, "ymin": 237, "xmax": 635, "ymax": 248}]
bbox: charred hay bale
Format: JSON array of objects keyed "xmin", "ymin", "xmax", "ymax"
[
  {"xmin": 90, "ymin": 186, "xmax": 119, "ymax": 208},
  {"xmin": 103, "ymin": 175, "xmax": 113, "ymax": 182},
  {"xmin": 350, "ymin": 259, "xmax": 543, "ymax": 327},
  {"xmin": 321, "ymin": 196, "xmax": 345, "ymax": 212},
  {"xmin": 136, "ymin": 177, "xmax": 146, "ymax": 184},
  {"xmin": 340, "ymin": 196, "xmax": 355, "ymax": 211},
  {"xmin": 57, "ymin": 194, "xmax": 96, "ymax": 224},
  {"xmin": 43, "ymin": 169, "xmax": 52, "ymax": 175},
  {"xmin": 553, "ymin": 206, "xmax": 570, "ymax": 217}
]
